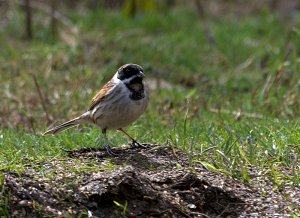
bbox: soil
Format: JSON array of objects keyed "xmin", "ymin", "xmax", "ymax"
[{"xmin": 3, "ymin": 144, "xmax": 300, "ymax": 217}]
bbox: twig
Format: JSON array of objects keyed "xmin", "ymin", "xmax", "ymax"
[
  {"xmin": 194, "ymin": 0, "xmax": 205, "ymax": 18},
  {"xmin": 32, "ymin": 74, "xmax": 51, "ymax": 123},
  {"xmin": 24, "ymin": 0, "xmax": 32, "ymax": 39},
  {"xmin": 260, "ymin": 74, "xmax": 274, "ymax": 100},
  {"xmin": 19, "ymin": 1, "xmax": 78, "ymax": 34},
  {"xmin": 194, "ymin": 0, "xmax": 215, "ymax": 45},
  {"xmin": 51, "ymin": 0, "xmax": 57, "ymax": 36}
]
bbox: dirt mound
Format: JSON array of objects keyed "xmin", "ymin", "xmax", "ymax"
[{"xmin": 3, "ymin": 145, "xmax": 299, "ymax": 217}]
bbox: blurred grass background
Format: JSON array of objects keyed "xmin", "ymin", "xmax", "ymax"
[{"xmin": 0, "ymin": 0, "xmax": 299, "ymax": 193}]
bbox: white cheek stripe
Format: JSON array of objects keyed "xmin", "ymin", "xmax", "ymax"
[
  {"xmin": 139, "ymin": 71, "xmax": 145, "ymax": 77},
  {"xmin": 112, "ymin": 72, "xmax": 144, "ymax": 84}
]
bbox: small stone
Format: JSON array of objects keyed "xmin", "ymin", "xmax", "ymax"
[{"xmin": 187, "ymin": 204, "xmax": 196, "ymax": 209}]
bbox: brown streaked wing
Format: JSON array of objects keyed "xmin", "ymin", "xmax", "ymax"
[{"xmin": 89, "ymin": 81, "xmax": 115, "ymax": 110}]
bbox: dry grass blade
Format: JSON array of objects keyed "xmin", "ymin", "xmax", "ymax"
[
  {"xmin": 32, "ymin": 74, "xmax": 51, "ymax": 124},
  {"xmin": 209, "ymin": 108, "xmax": 263, "ymax": 120}
]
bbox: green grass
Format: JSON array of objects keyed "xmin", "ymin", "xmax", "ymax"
[{"xmin": 0, "ymin": 4, "xmax": 299, "ymax": 203}]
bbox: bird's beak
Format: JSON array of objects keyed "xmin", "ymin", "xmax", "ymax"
[{"xmin": 138, "ymin": 71, "xmax": 145, "ymax": 78}]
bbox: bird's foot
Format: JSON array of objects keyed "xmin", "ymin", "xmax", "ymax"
[
  {"xmin": 131, "ymin": 140, "xmax": 147, "ymax": 149},
  {"xmin": 103, "ymin": 143, "xmax": 118, "ymax": 156}
]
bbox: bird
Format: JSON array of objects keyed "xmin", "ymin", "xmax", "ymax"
[{"xmin": 43, "ymin": 63, "xmax": 149, "ymax": 155}]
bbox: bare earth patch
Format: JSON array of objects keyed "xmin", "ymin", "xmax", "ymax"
[{"xmin": 3, "ymin": 145, "xmax": 299, "ymax": 217}]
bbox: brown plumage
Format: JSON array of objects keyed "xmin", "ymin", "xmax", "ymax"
[{"xmin": 89, "ymin": 81, "xmax": 116, "ymax": 110}]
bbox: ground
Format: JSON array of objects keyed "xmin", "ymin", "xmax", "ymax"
[
  {"xmin": 1, "ymin": 2, "xmax": 300, "ymax": 217},
  {"xmin": 3, "ymin": 144, "xmax": 299, "ymax": 217}
]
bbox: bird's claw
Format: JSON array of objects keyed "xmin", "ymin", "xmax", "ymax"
[
  {"xmin": 96, "ymin": 135, "xmax": 118, "ymax": 156},
  {"xmin": 131, "ymin": 140, "xmax": 147, "ymax": 149},
  {"xmin": 103, "ymin": 143, "xmax": 118, "ymax": 156}
]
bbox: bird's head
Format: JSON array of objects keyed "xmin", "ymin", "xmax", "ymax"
[{"xmin": 117, "ymin": 64, "xmax": 145, "ymax": 82}]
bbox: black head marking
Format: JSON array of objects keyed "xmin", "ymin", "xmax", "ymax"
[
  {"xmin": 117, "ymin": 64, "xmax": 144, "ymax": 80},
  {"xmin": 117, "ymin": 64, "xmax": 146, "ymax": 101}
]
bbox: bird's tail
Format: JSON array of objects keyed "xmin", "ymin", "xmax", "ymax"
[{"xmin": 43, "ymin": 112, "xmax": 91, "ymax": 135}]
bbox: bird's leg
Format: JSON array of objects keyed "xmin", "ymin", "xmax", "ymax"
[
  {"xmin": 118, "ymin": 128, "xmax": 146, "ymax": 148},
  {"xmin": 102, "ymin": 129, "xmax": 118, "ymax": 156}
]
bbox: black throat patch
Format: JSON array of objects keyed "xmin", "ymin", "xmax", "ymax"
[{"xmin": 125, "ymin": 77, "xmax": 145, "ymax": 101}]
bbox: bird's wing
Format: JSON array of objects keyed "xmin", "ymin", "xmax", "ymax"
[{"xmin": 89, "ymin": 81, "xmax": 116, "ymax": 110}]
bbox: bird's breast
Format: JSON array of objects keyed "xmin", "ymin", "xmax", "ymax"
[{"xmin": 92, "ymin": 88, "xmax": 148, "ymax": 130}]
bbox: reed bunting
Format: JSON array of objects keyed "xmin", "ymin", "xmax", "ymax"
[{"xmin": 44, "ymin": 63, "xmax": 149, "ymax": 155}]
